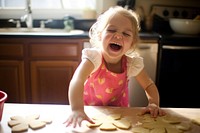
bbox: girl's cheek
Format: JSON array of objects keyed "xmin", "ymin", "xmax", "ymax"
[{"xmin": 124, "ymin": 38, "xmax": 132, "ymax": 44}]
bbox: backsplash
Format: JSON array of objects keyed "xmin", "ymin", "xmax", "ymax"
[
  {"xmin": 135, "ymin": 0, "xmax": 200, "ymax": 17},
  {"xmin": 1, "ymin": 0, "xmax": 199, "ymax": 32},
  {"xmin": 0, "ymin": 19, "xmax": 96, "ymax": 31},
  {"xmin": 134, "ymin": 0, "xmax": 200, "ymax": 32}
]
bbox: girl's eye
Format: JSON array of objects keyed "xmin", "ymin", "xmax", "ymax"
[
  {"xmin": 123, "ymin": 32, "xmax": 131, "ymax": 37},
  {"xmin": 107, "ymin": 29, "xmax": 116, "ymax": 33}
]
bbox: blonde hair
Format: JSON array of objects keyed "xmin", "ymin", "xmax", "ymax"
[{"xmin": 89, "ymin": 6, "xmax": 141, "ymax": 56}]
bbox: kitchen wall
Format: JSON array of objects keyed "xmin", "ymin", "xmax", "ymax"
[
  {"xmin": 1, "ymin": 0, "xmax": 199, "ymax": 20},
  {"xmin": 135, "ymin": 0, "xmax": 200, "ymax": 17}
]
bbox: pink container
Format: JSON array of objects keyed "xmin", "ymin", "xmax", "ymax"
[{"xmin": 0, "ymin": 90, "xmax": 7, "ymax": 121}]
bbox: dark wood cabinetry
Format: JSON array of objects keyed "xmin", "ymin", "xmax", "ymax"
[
  {"xmin": 0, "ymin": 40, "xmax": 26, "ymax": 103},
  {"xmin": 0, "ymin": 37, "xmax": 86, "ymax": 104}
]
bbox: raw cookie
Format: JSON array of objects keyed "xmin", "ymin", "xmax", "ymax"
[
  {"xmin": 29, "ymin": 120, "xmax": 46, "ymax": 130},
  {"xmin": 141, "ymin": 114, "xmax": 156, "ymax": 123},
  {"xmin": 165, "ymin": 127, "xmax": 183, "ymax": 133},
  {"xmin": 162, "ymin": 115, "xmax": 181, "ymax": 124},
  {"xmin": 88, "ymin": 113, "xmax": 132, "ymax": 131},
  {"xmin": 191, "ymin": 117, "xmax": 200, "ymax": 126},
  {"xmin": 86, "ymin": 121, "xmax": 103, "ymax": 128},
  {"xmin": 8, "ymin": 114, "xmax": 52, "ymax": 132},
  {"xmin": 176, "ymin": 121, "xmax": 191, "ymax": 131},
  {"xmin": 92, "ymin": 113, "xmax": 121, "ymax": 122},
  {"xmin": 112, "ymin": 119, "xmax": 131, "ymax": 129},
  {"xmin": 132, "ymin": 126, "xmax": 150, "ymax": 133},
  {"xmin": 40, "ymin": 117, "xmax": 53, "ymax": 124},
  {"xmin": 8, "ymin": 120, "xmax": 22, "ymax": 127},
  {"xmin": 107, "ymin": 113, "xmax": 121, "ymax": 120},
  {"xmin": 150, "ymin": 127, "xmax": 165, "ymax": 133},
  {"xmin": 11, "ymin": 123, "xmax": 29, "ymax": 132},
  {"xmin": 26, "ymin": 114, "xmax": 40, "ymax": 120},
  {"xmin": 99, "ymin": 122, "xmax": 117, "ymax": 131}
]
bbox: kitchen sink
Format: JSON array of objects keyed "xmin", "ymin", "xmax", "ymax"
[{"xmin": 0, "ymin": 28, "xmax": 84, "ymax": 35}]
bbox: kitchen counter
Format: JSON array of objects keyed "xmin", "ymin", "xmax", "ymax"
[
  {"xmin": 0, "ymin": 28, "xmax": 89, "ymax": 39},
  {"xmin": 0, "ymin": 27, "xmax": 160, "ymax": 40},
  {"xmin": 1, "ymin": 103, "xmax": 200, "ymax": 133}
]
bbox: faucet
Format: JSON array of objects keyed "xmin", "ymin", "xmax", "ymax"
[
  {"xmin": 8, "ymin": 19, "xmax": 21, "ymax": 28},
  {"xmin": 21, "ymin": 0, "xmax": 32, "ymax": 28}
]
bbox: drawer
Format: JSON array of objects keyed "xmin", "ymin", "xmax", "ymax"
[
  {"xmin": 0, "ymin": 44, "xmax": 24, "ymax": 57},
  {"xmin": 29, "ymin": 43, "xmax": 82, "ymax": 60}
]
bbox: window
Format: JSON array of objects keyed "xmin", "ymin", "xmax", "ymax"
[
  {"xmin": 0, "ymin": 0, "xmax": 96, "ymax": 9},
  {"xmin": 0, "ymin": 0, "xmax": 117, "ymax": 19},
  {"xmin": 0, "ymin": 0, "xmax": 26, "ymax": 8}
]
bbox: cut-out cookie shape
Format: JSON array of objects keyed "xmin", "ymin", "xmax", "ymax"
[
  {"xmin": 112, "ymin": 119, "xmax": 131, "ymax": 130},
  {"xmin": 99, "ymin": 122, "xmax": 117, "ymax": 131},
  {"xmin": 86, "ymin": 113, "xmax": 131, "ymax": 131},
  {"xmin": 137, "ymin": 114, "xmax": 191, "ymax": 133},
  {"xmin": 132, "ymin": 126, "xmax": 150, "ymax": 133},
  {"xmin": 8, "ymin": 114, "xmax": 52, "ymax": 132},
  {"xmin": 191, "ymin": 117, "xmax": 200, "ymax": 126}
]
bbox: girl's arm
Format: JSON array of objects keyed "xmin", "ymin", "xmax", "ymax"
[
  {"xmin": 68, "ymin": 58, "xmax": 94, "ymax": 111},
  {"xmin": 135, "ymin": 68, "xmax": 159, "ymax": 106},
  {"xmin": 65, "ymin": 58, "xmax": 94, "ymax": 127},
  {"xmin": 135, "ymin": 68, "xmax": 166, "ymax": 117}
]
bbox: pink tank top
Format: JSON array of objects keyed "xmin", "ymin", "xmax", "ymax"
[{"xmin": 84, "ymin": 56, "xmax": 129, "ymax": 107}]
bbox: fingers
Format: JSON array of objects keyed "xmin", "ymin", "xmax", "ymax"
[
  {"xmin": 63, "ymin": 116, "xmax": 73, "ymax": 127},
  {"xmin": 148, "ymin": 107, "xmax": 156, "ymax": 117},
  {"xmin": 64, "ymin": 112, "xmax": 94, "ymax": 128},
  {"xmin": 86, "ymin": 117, "xmax": 95, "ymax": 124},
  {"xmin": 141, "ymin": 105, "xmax": 166, "ymax": 118},
  {"xmin": 76, "ymin": 117, "xmax": 82, "ymax": 127},
  {"xmin": 158, "ymin": 108, "xmax": 166, "ymax": 116},
  {"xmin": 66, "ymin": 116, "xmax": 84, "ymax": 128},
  {"xmin": 140, "ymin": 107, "xmax": 148, "ymax": 115}
]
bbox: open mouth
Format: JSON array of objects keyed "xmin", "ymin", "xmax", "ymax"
[{"xmin": 109, "ymin": 43, "xmax": 122, "ymax": 51}]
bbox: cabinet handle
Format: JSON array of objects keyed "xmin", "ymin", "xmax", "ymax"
[
  {"xmin": 162, "ymin": 45, "xmax": 200, "ymax": 50},
  {"xmin": 138, "ymin": 46, "xmax": 151, "ymax": 49}
]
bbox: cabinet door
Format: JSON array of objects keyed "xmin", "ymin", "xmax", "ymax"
[
  {"xmin": 31, "ymin": 61, "xmax": 78, "ymax": 104},
  {"xmin": 0, "ymin": 61, "xmax": 26, "ymax": 103}
]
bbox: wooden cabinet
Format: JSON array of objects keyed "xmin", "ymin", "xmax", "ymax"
[
  {"xmin": 0, "ymin": 41, "xmax": 26, "ymax": 103},
  {"xmin": 31, "ymin": 61, "xmax": 77, "ymax": 104},
  {"xmin": 0, "ymin": 37, "xmax": 86, "ymax": 104},
  {"xmin": 0, "ymin": 60, "xmax": 26, "ymax": 103}
]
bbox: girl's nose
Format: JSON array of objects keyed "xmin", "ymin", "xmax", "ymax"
[{"xmin": 114, "ymin": 33, "xmax": 122, "ymax": 39}]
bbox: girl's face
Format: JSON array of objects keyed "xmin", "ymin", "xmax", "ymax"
[{"xmin": 100, "ymin": 13, "xmax": 135, "ymax": 62}]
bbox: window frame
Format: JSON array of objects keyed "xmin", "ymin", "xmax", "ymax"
[
  {"xmin": 0, "ymin": 0, "xmax": 117, "ymax": 19},
  {"xmin": 0, "ymin": 0, "xmax": 96, "ymax": 19}
]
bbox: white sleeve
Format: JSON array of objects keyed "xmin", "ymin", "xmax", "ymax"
[
  {"xmin": 81, "ymin": 48, "xmax": 102, "ymax": 73},
  {"xmin": 127, "ymin": 55, "xmax": 144, "ymax": 79}
]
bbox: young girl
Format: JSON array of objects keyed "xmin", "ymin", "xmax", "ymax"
[{"xmin": 64, "ymin": 6, "xmax": 166, "ymax": 128}]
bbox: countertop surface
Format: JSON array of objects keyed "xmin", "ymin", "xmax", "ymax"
[
  {"xmin": 0, "ymin": 27, "xmax": 160, "ymax": 41},
  {"xmin": 1, "ymin": 103, "xmax": 200, "ymax": 133},
  {"xmin": 0, "ymin": 31, "xmax": 89, "ymax": 39}
]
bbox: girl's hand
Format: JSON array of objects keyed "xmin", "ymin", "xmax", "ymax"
[
  {"xmin": 63, "ymin": 110, "xmax": 94, "ymax": 128},
  {"xmin": 140, "ymin": 103, "xmax": 166, "ymax": 117}
]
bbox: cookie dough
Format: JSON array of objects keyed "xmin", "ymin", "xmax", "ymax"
[
  {"xmin": 99, "ymin": 122, "xmax": 117, "ymax": 131},
  {"xmin": 191, "ymin": 117, "xmax": 200, "ymax": 126},
  {"xmin": 112, "ymin": 119, "xmax": 131, "ymax": 129},
  {"xmin": 8, "ymin": 114, "xmax": 52, "ymax": 132},
  {"xmin": 150, "ymin": 127, "xmax": 165, "ymax": 133},
  {"xmin": 139, "ymin": 114, "xmax": 191, "ymax": 132},
  {"xmin": 132, "ymin": 126, "xmax": 150, "ymax": 133},
  {"xmin": 87, "ymin": 113, "xmax": 131, "ymax": 131},
  {"xmin": 86, "ymin": 121, "xmax": 102, "ymax": 128}
]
